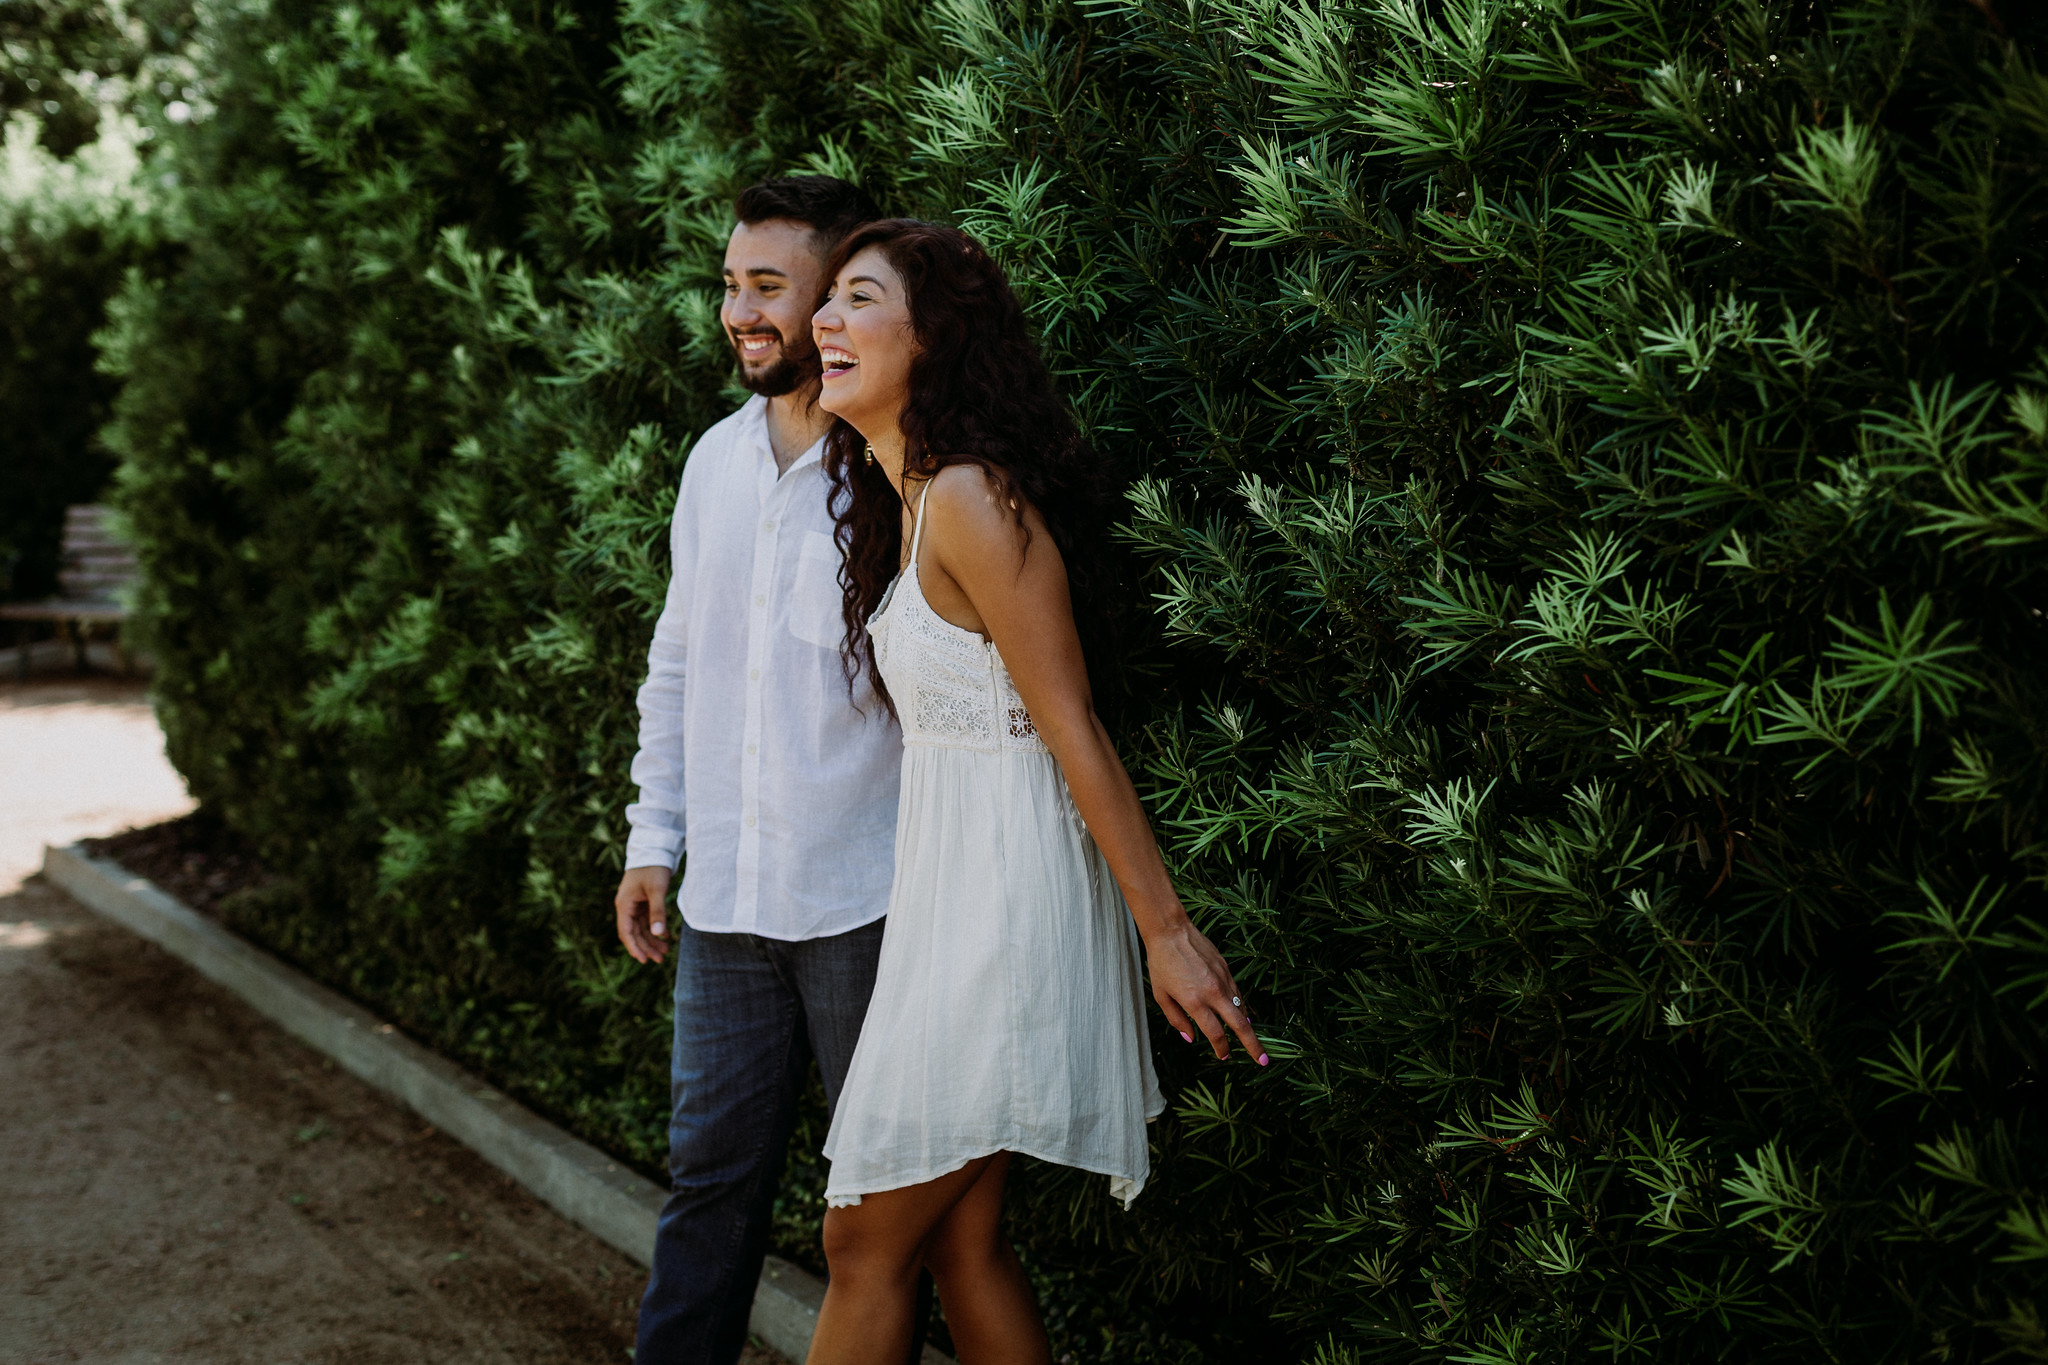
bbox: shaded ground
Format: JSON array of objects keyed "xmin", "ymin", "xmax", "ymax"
[
  {"xmin": 0, "ymin": 673, "xmax": 781, "ymax": 1364},
  {"xmin": 0, "ymin": 875, "xmax": 663, "ymax": 1364}
]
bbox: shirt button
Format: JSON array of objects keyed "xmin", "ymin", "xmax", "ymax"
[
  {"xmin": 746, "ymin": 744, "xmax": 757, "ymax": 754},
  {"xmin": 755, "ymin": 594, "xmax": 766, "ymax": 606},
  {"xmin": 749, "ymin": 668, "xmax": 760, "ymax": 680},
  {"xmin": 745, "ymin": 815, "xmax": 757, "ymax": 828},
  {"xmin": 762, "ymin": 520, "xmax": 775, "ymax": 531}
]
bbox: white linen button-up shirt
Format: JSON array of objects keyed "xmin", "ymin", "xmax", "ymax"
[{"xmin": 624, "ymin": 396, "xmax": 901, "ymax": 941}]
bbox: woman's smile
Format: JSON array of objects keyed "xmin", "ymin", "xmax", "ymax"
[{"xmin": 812, "ymin": 245, "xmax": 915, "ymax": 436}]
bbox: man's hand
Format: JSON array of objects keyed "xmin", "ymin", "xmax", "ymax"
[{"xmin": 615, "ymin": 865, "xmax": 673, "ymax": 964}]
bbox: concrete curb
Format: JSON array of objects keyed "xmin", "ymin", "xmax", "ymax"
[{"xmin": 41, "ymin": 843, "xmax": 933, "ymax": 1364}]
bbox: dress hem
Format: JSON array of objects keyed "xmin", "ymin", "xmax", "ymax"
[{"xmin": 824, "ymin": 1139, "xmax": 1154, "ymax": 1212}]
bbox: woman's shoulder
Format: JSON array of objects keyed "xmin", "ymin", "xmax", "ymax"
[
  {"xmin": 924, "ymin": 460, "xmax": 1033, "ymax": 529},
  {"xmin": 921, "ymin": 461, "xmax": 1053, "ymax": 572}
]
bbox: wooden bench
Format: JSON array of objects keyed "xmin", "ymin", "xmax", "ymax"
[{"xmin": 0, "ymin": 504, "xmax": 138, "ymax": 679}]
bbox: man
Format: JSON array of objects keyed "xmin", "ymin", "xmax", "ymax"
[{"xmin": 615, "ymin": 176, "xmax": 900, "ymax": 1364}]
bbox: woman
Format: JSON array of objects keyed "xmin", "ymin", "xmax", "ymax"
[{"xmin": 806, "ymin": 220, "xmax": 1266, "ymax": 1365}]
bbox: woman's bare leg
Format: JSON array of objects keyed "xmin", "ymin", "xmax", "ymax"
[
  {"xmin": 924, "ymin": 1154, "xmax": 1050, "ymax": 1365},
  {"xmin": 805, "ymin": 1157, "xmax": 994, "ymax": 1365}
]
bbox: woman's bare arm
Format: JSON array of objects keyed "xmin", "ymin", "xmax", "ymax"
[{"xmin": 913, "ymin": 466, "xmax": 1265, "ymax": 1063}]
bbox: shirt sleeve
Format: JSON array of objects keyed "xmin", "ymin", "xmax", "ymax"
[{"xmin": 623, "ymin": 463, "xmax": 697, "ymax": 871}]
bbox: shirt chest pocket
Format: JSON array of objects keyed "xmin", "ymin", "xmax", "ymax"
[{"xmin": 789, "ymin": 530, "xmax": 847, "ymax": 651}]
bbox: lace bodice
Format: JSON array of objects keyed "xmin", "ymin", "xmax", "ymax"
[{"xmin": 866, "ymin": 485, "xmax": 1049, "ymax": 756}]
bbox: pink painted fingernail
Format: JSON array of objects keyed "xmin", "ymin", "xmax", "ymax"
[
  {"xmin": 1257, "ymin": 1054, "xmax": 1269, "ymax": 1066},
  {"xmin": 1180, "ymin": 1031, "xmax": 1193, "ymax": 1043}
]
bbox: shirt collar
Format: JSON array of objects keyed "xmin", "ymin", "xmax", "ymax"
[{"xmin": 742, "ymin": 393, "xmax": 830, "ymax": 477}]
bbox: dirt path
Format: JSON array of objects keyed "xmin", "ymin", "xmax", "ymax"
[
  {"xmin": 0, "ymin": 675, "xmax": 778, "ymax": 1364},
  {"xmin": 0, "ymin": 677, "xmax": 194, "ymax": 895},
  {"xmin": 0, "ymin": 875, "xmax": 668, "ymax": 1364}
]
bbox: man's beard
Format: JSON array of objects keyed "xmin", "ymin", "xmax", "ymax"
[{"xmin": 730, "ymin": 327, "xmax": 818, "ymax": 398}]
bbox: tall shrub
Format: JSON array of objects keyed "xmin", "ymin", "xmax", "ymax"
[
  {"xmin": 878, "ymin": 0, "xmax": 2048, "ymax": 1358},
  {"xmin": 1, "ymin": 0, "xmax": 188, "ymax": 600},
  {"xmin": 100, "ymin": 0, "xmax": 658, "ymax": 1133},
  {"xmin": 2, "ymin": 119, "xmax": 162, "ymax": 599}
]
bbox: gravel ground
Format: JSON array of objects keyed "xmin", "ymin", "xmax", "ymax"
[
  {"xmin": 0, "ymin": 877, "xmax": 653, "ymax": 1364},
  {"xmin": 0, "ymin": 673, "xmax": 780, "ymax": 1365}
]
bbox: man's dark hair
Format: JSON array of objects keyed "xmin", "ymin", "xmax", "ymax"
[
  {"xmin": 734, "ymin": 176, "xmax": 881, "ymax": 247},
  {"xmin": 721, "ymin": 177, "xmax": 880, "ymax": 399}
]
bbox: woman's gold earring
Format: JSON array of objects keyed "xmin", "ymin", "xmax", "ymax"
[{"xmin": 864, "ymin": 443, "xmax": 876, "ymax": 467}]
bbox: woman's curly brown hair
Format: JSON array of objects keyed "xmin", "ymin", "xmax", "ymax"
[{"xmin": 820, "ymin": 219, "xmax": 1118, "ymax": 718}]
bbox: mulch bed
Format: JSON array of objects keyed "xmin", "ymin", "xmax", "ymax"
[{"xmin": 84, "ymin": 812, "xmax": 275, "ymax": 920}]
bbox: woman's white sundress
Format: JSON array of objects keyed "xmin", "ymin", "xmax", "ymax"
[{"xmin": 822, "ymin": 483, "xmax": 1165, "ymax": 1210}]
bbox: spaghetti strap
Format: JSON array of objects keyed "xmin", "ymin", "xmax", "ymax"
[{"xmin": 907, "ymin": 478, "xmax": 934, "ymax": 569}]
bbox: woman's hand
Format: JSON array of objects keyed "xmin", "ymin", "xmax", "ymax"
[{"xmin": 1144, "ymin": 919, "xmax": 1266, "ymax": 1064}]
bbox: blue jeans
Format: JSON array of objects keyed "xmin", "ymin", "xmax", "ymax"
[{"xmin": 634, "ymin": 917, "xmax": 886, "ymax": 1365}]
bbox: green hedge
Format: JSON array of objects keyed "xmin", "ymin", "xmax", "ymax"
[
  {"xmin": 1, "ymin": 0, "xmax": 192, "ymax": 601},
  {"xmin": 2, "ymin": 119, "xmax": 170, "ymax": 601},
  {"xmin": 104, "ymin": 0, "xmax": 2048, "ymax": 1359}
]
